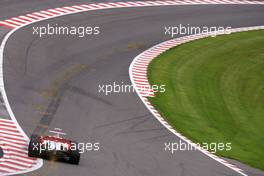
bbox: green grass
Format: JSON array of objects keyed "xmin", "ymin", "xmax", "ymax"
[{"xmin": 148, "ymin": 30, "xmax": 264, "ymax": 170}]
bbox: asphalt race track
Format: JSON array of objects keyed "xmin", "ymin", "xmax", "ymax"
[
  {"xmin": 0, "ymin": 0, "xmax": 138, "ymax": 21},
  {"xmin": 1, "ymin": 3, "xmax": 264, "ymax": 176}
]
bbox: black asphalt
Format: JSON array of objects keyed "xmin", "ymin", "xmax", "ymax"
[{"xmin": 1, "ymin": 3, "xmax": 264, "ymax": 176}]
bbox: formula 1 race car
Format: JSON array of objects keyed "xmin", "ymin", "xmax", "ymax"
[{"xmin": 28, "ymin": 134, "xmax": 81, "ymax": 165}]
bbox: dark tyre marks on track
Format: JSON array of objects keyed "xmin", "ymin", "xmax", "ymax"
[{"xmin": 33, "ymin": 64, "xmax": 90, "ymax": 135}]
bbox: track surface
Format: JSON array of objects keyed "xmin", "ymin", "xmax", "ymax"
[
  {"xmin": 2, "ymin": 4, "xmax": 264, "ymax": 176},
  {"xmin": 0, "ymin": 0, "xmax": 139, "ymax": 21}
]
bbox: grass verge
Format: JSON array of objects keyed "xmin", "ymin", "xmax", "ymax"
[{"xmin": 148, "ymin": 30, "xmax": 264, "ymax": 170}]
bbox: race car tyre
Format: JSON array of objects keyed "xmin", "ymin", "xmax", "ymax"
[
  {"xmin": 69, "ymin": 142, "xmax": 81, "ymax": 165},
  {"xmin": 28, "ymin": 134, "xmax": 40, "ymax": 158}
]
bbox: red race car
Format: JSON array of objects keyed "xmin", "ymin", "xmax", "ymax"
[{"xmin": 28, "ymin": 133, "xmax": 81, "ymax": 165}]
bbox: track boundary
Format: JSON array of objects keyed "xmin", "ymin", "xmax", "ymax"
[
  {"xmin": 129, "ymin": 26, "xmax": 264, "ymax": 176},
  {"xmin": 0, "ymin": 18, "xmax": 43, "ymax": 176},
  {"xmin": 0, "ymin": 0, "xmax": 263, "ymax": 175},
  {"xmin": 0, "ymin": 0, "xmax": 264, "ymax": 29}
]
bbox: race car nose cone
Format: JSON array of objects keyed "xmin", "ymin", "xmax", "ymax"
[{"xmin": 0, "ymin": 146, "xmax": 3, "ymax": 159}]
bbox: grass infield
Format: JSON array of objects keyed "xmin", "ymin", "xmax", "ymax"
[{"xmin": 148, "ymin": 30, "xmax": 264, "ymax": 170}]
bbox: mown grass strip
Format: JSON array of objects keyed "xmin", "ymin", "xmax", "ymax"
[{"xmin": 148, "ymin": 30, "xmax": 264, "ymax": 170}]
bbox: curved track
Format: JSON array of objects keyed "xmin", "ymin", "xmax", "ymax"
[
  {"xmin": 0, "ymin": 0, "xmax": 137, "ymax": 21},
  {"xmin": 2, "ymin": 4, "xmax": 264, "ymax": 176}
]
